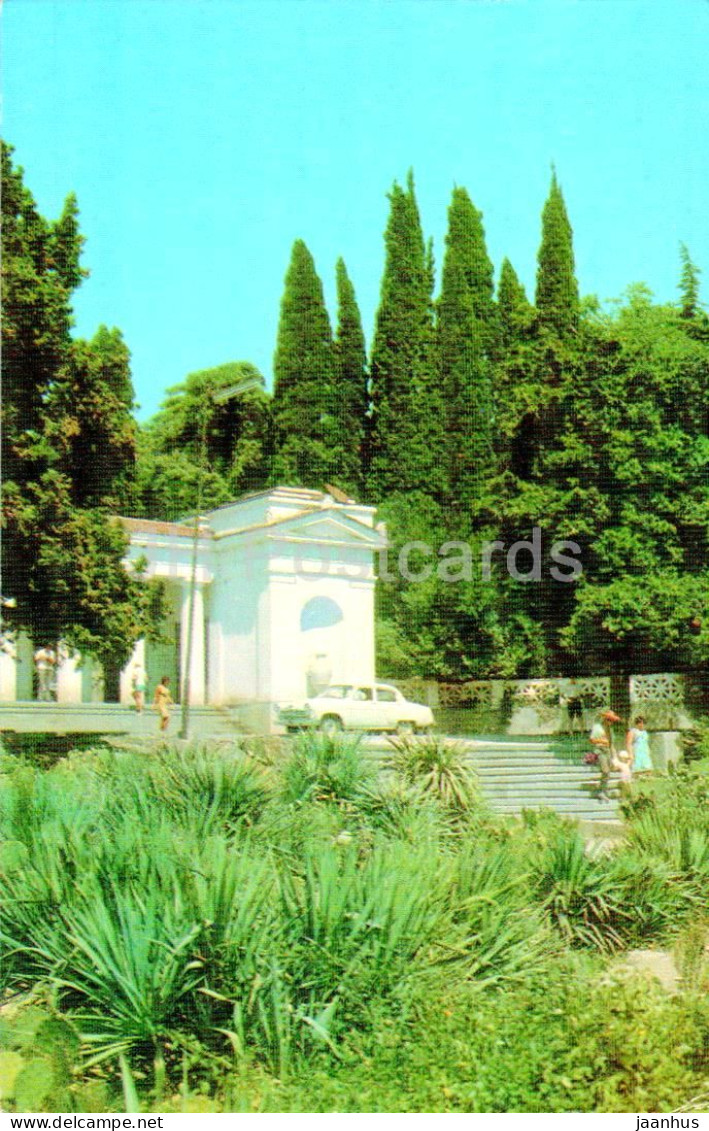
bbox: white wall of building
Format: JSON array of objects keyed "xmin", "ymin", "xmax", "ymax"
[{"xmin": 0, "ymin": 489, "xmax": 386, "ymax": 720}]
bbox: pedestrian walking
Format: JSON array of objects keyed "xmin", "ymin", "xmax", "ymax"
[
  {"xmin": 153, "ymin": 675, "xmax": 173, "ymax": 733},
  {"xmin": 589, "ymin": 709, "xmax": 621, "ymax": 800},
  {"xmin": 131, "ymin": 665, "xmax": 147, "ymax": 713}
]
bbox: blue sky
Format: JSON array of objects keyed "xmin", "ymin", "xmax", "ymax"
[{"xmin": 4, "ymin": 0, "xmax": 709, "ymax": 419}]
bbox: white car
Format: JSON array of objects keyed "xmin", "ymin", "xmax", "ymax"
[{"xmin": 279, "ymin": 683, "xmax": 434, "ymax": 736}]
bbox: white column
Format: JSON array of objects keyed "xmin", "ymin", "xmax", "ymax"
[
  {"xmin": 181, "ymin": 583, "xmax": 206, "ymax": 706},
  {"xmin": 55, "ymin": 647, "xmax": 83, "ymax": 703},
  {"xmin": 0, "ymin": 641, "xmax": 17, "ymax": 701}
]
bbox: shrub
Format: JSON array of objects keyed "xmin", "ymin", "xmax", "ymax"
[
  {"xmin": 680, "ymin": 721, "xmax": 709, "ymax": 764},
  {"xmin": 278, "ymin": 732, "xmax": 376, "ymax": 807},
  {"xmin": 533, "ymin": 827, "xmax": 629, "ymax": 951},
  {"xmin": 385, "ymin": 735, "xmax": 480, "ymax": 811}
]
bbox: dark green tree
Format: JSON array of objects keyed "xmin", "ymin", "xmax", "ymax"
[
  {"xmin": 1, "ymin": 142, "xmax": 84, "ymax": 489},
  {"xmin": 497, "ymin": 257, "xmax": 534, "ymax": 350},
  {"xmin": 437, "ymin": 187, "xmax": 496, "ymax": 511},
  {"xmin": 367, "ymin": 172, "xmax": 447, "ymax": 503},
  {"xmin": 535, "ymin": 170, "xmax": 579, "ymax": 337},
  {"xmin": 272, "ymin": 240, "xmax": 339, "ymax": 486},
  {"xmin": 0, "ymin": 143, "xmax": 153, "ymax": 670},
  {"xmin": 529, "ymin": 287, "xmax": 709, "ymax": 704},
  {"xmin": 333, "ymin": 257, "xmax": 368, "ymax": 497},
  {"xmin": 678, "ymin": 243, "xmax": 702, "ymax": 321},
  {"xmin": 49, "ymin": 326, "xmax": 137, "ymax": 510},
  {"xmin": 136, "ymin": 361, "xmax": 272, "ymax": 519}
]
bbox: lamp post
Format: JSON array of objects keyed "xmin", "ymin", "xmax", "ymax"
[{"xmin": 178, "ymin": 374, "xmax": 265, "ymax": 740}]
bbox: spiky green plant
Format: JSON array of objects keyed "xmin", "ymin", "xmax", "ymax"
[
  {"xmin": 279, "ymin": 732, "xmax": 375, "ymax": 806},
  {"xmin": 385, "ymin": 735, "xmax": 480, "ymax": 811},
  {"xmin": 147, "ymin": 742, "xmax": 270, "ymax": 830},
  {"xmin": 535, "ymin": 828, "xmax": 629, "ymax": 952}
]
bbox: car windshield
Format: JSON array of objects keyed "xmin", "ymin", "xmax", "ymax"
[{"xmin": 316, "ymin": 685, "xmax": 353, "ymax": 699}]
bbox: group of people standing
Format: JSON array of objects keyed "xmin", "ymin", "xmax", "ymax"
[{"xmin": 588, "ymin": 709, "xmax": 653, "ymax": 800}]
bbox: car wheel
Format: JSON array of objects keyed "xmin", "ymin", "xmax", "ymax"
[
  {"xmin": 396, "ymin": 721, "xmax": 415, "ymax": 736},
  {"xmin": 319, "ymin": 715, "xmax": 344, "ymax": 736}
]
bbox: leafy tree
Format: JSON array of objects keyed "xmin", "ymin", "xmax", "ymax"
[
  {"xmin": 1, "ymin": 142, "xmax": 84, "ymax": 489},
  {"xmin": 367, "ymin": 173, "xmax": 447, "ymax": 503},
  {"xmin": 136, "ymin": 361, "xmax": 272, "ymax": 518},
  {"xmin": 333, "ymin": 257, "xmax": 368, "ymax": 497},
  {"xmin": 546, "ymin": 289, "xmax": 709, "ymax": 703},
  {"xmin": 0, "ymin": 143, "xmax": 153, "ymax": 670},
  {"xmin": 437, "ymin": 187, "xmax": 496, "ymax": 512},
  {"xmin": 272, "ymin": 240, "xmax": 339, "ymax": 486},
  {"xmin": 49, "ymin": 326, "xmax": 137, "ymax": 510},
  {"xmin": 535, "ymin": 170, "xmax": 579, "ymax": 338}
]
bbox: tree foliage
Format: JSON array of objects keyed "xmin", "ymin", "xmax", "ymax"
[
  {"xmin": 333, "ymin": 257, "xmax": 368, "ymax": 497},
  {"xmin": 272, "ymin": 240, "xmax": 340, "ymax": 486},
  {"xmin": 535, "ymin": 170, "xmax": 579, "ymax": 338},
  {"xmin": 367, "ymin": 173, "xmax": 447, "ymax": 503},
  {"xmin": 0, "ymin": 143, "xmax": 153, "ymax": 668},
  {"xmin": 136, "ymin": 361, "xmax": 272, "ymax": 518},
  {"xmin": 437, "ymin": 187, "xmax": 496, "ymax": 511}
]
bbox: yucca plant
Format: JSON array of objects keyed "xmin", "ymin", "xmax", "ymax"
[
  {"xmin": 385, "ymin": 735, "xmax": 480, "ymax": 811},
  {"xmin": 279, "ymin": 733, "xmax": 375, "ymax": 807},
  {"xmin": 148, "ymin": 742, "xmax": 269, "ymax": 830},
  {"xmin": 608, "ymin": 850, "xmax": 692, "ymax": 944},
  {"xmin": 534, "ymin": 828, "xmax": 629, "ymax": 952},
  {"xmin": 628, "ymin": 810, "xmax": 709, "ymax": 892},
  {"xmin": 51, "ymin": 881, "xmax": 206, "ymax": 1063}
]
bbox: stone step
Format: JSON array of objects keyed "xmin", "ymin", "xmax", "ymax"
[{"xmin": 0, "ymin": 702, "xmax": 248, "ymax": 737}]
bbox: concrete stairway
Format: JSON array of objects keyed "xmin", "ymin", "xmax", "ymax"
[
  {"xmin": 0, "ymin": 702, "xmax": 249, "ymax": 740},
  {"xmin": 467, "ymin": 738, "xmax": 621, "ymax": 822}
]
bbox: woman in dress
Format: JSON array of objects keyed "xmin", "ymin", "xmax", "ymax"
[
  {"xmin": 153, "ymin": 675, "xmax": 173, "ymax": 733},
  {"xmin": 626, "ymin": 715, "xmax": 653, "ymax": 774}
]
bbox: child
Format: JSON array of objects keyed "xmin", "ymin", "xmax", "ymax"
[{"xmin": 613, "ymin": 748, "xmax": 633, "ymax": 792}]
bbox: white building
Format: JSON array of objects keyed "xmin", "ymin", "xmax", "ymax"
[{"xmin": 0, "ymin": 487, "xmax": 387, "ymax": 728}]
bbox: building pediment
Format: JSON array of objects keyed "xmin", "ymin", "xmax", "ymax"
[{"xmin": 263, "ymin": 510, "xmax": 387, "ymax": 550}]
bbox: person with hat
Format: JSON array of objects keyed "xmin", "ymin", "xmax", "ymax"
[{"xmin": 589, "ymin": 709, "xmax": 621, "ymax": 801}]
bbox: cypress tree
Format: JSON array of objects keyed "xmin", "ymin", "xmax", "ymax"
[
  {"xmin": 367, "ymin": 172, "xmax": 447, "ymax": 503},
  {"xmin": 678, "ymin": 243, "xmax": 702, "ymax": 320},
  {"xmin": 272, "ymin": 239, "xmax": 337, "ymax": 486},
  {"xmin": 437, "ymin": 187, "xmax": 496, "ymax": 510},
  {"xmin": 535, "ymin": 170, "xmax": 579, "ymax": 336},
  {"xmin": 333, "ymin": 257, "xmax": 368, "ymax": 497},
  {"xmin": 498, "ymin": 257, "xmax": 533, "ymax": 349}
]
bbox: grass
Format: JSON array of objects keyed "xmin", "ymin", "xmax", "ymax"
[{"xmin": 2, "ymin": 733, "xmax": 709, "ymax": 1112}]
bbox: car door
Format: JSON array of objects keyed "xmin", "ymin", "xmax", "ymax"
[
  {"xmin": 374, "ymin": 685, "xmax": 401, "ymax": 730},
  {"xmin": 345, "ymin": 685, "xmax": 379, "ymax": 729}
]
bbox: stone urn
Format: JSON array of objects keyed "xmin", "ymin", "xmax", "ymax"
[{"xmin": 306, "ymin": 653, "xmax": 332, "ymax": 697}]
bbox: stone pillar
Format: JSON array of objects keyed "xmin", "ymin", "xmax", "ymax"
[
  {"xmin": 55, "ymin": 647, "xmax": 83, "ymax": 704},
  {"xmin": 181, "ymin": 583, "xmax": 206, "ymax": 706},
  {"xmin": 0, "ymin": 641, "xmax": 17, "ymax": 701}
]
